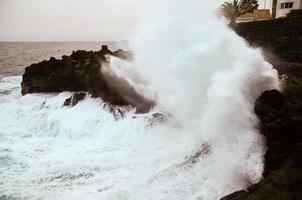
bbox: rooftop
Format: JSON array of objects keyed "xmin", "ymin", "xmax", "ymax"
[{"xmin": 239, "ymin": 9, "xmax": 272, "ymax": 20}]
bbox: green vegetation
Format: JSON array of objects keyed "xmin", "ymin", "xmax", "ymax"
[{"xmin": 221, "ymin": 0, "xmax": 259, "ymax": 23}]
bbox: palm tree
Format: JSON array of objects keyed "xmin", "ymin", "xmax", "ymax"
[
  {"xmin": 272, "ymin": 0, "xmax": 278, "ymax": 18},
  {"xmin": 221, "ymin": 0, "xmax": 259, "ymax": 24},
  {"xmin": 221, "ymin": 0, "xmax": 241, "ymax": 24},
  {"xmin": 239, "ymin": 0, "xmax": 259, "ymax": 14}
]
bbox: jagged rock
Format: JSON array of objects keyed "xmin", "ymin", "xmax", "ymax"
[
  {"xmin": 184, "ymin": 143, "xmax": 211, "ymax": 164},
  {"xmin": 63, "ymin": 92, "xmax": 87, "ymax": 107},
  {"xmin": 102, "ymin": 103, "xmax": 133, "ymax": 120},
  {"xmin": 21, "ymin": 50, "xmax": 97, "ymax": 95},
  {"xmin": 98, "ymin": 45, "xmax": 113, "ymax": 56},
  {"xmin": 21, "ymin": 45, "xmax": 154, "ymax": 113},
  {"xmin": 146, "ymin": 112, "xmax": 168, "ymax": 127}
]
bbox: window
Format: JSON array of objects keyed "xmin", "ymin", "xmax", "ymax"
[{"xmin": 281, "ymin": 2, "xmax": 294, "ymax": 9}]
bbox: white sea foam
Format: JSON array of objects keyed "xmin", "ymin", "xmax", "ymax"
[
  {"xmin": 0, "ymin": 0, "xmax": 279, "ymax": 199},
  {"xmin": 0, "ymin": 77, "xmax": 197, "ymax": 200}
]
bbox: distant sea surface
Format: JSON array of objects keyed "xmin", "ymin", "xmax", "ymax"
[{"xmin": 0, "ymin": 41, "xmax": 127, "ymax": 78}]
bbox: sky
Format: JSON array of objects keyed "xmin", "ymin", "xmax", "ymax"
[{"xmin": 0, "ymin": 0, "xmax": 269, "ymax": 42}]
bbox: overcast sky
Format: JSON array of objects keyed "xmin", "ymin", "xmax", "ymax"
[{"xmin": 0, "ymin": 0, "xmax": 269, "ymax": 42}]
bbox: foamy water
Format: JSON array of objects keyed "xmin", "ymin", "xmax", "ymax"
[
  {"xmin": 0, "ymin": 77, "xmax": 217, "ymax": 200},
  {"xmin": 0, "ymin": 1, "xmax": 280, "ymax": 199},
  {"xmin": 0, "ymin": 64, "xmax": 278, "ymax": 200}
]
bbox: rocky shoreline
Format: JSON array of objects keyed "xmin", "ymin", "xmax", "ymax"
[
  {"xmin": 21, "ymin": 45, "xmax": 154, "ymax": 113},
  {"xmin": 221, "ymin": 16, "xmax": 302, "ymax": 200},
  {"xmin": 21, "ymin": 45, "xmax": 301, "ymax": 200}
]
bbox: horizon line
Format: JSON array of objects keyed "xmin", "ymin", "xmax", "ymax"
[{"xmin": 0, "ymin": 40, "xmax": 129, "ymax": 43}]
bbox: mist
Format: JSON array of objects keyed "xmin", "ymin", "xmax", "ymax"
[{"xmin": 127, "ymin": 0, "xmax": 279, "ymax": 197}]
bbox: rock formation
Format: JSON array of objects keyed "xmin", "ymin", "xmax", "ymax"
[
  {"xmin": 21, "ymin": 40, "xmax": 301, "ymax": 199},
  {"xmin": 21, "ymin": 45, "xmax": 155, "ymax": 113},
  {"xmin": 232, "ymin": 16, "xmax": 302, "ymax": 63}
]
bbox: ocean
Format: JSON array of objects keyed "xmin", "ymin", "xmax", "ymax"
[
  {"xmin": 0, "ymin": 9, "xmax": 279, "ymax": 199},
  {"xmin": 0, "ymin": 42, "xmax": 127, "ymax": 78},
  {"xmin": 0, "ymin": 42, "xmax": 211, "ymax": 200}
]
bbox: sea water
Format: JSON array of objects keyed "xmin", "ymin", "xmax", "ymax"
[{"xmin": 0, "ymin": 1, "xmax": 280, "ymax": 199}]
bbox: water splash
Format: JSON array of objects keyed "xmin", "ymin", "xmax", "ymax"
[
  {"xmin": 0, "ymin": 0, "xmax": 279, "ymax": 199},
  {"xmin": 128, "ymin": 0, "xmax": 280, "ymax": 198}
]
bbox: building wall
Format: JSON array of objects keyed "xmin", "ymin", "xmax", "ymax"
[
  {"xmin": 236, "ymin": 17, "xmax": 255, "ymax": 23},
  {"xmin": 236, "ymin": 18, "xmax": 272, "ymax": 23},
  {"xmin": 275, "ymin": 0, "xmax": 301, "ymax": 18},
  {"xmin": 232, "ymin": 16, "xmax": 302, "ymax": 62}
]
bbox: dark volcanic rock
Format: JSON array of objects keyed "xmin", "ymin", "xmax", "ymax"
[
  {"xmin": 99, "ymin": 45, "xmax": 113, "ymax": 56},
  {"xmin": 21, "ymin": 45, "xmax": 155, "ymax": 112},
  {"xmin": 232, "ymin": 16, "xmax": 302, "ymax": 63},
  {"xmin": 63, "ymin": 92, "xmax": 87, "ymax": 107},
  {"xmin": 221, "ymin": 88, "xmax": 302, "ymax": 200},
  {"xmin": 102, "ymin": 103, "xmax": 133, "ymax": 120},
  {"xmin": 255, "ymin": 90, "xmax": 301, "ymax": 176},
  {"xmin": 21, "ymin": 50, "xmax": 99, "ymax": 95}
]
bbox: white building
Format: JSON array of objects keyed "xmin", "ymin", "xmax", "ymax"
[{"xmin": 273, "ymin": 0, "xmax": 302, "ymax": 18}]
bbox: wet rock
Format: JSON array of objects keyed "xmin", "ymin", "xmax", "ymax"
[
  {"xmin": 184, "ymin": 143, "xmax": 211, "ymax": 164},
  {"xmin": 102, "ymin": 103, "xmax": 133, "ymax": 120},
  {"xmin": 21, "ymin": 51, "xmax": 91, "ymax": 95},
  {"xmin": 221, "ymin": 88, "xmax": 302, "ymax": 200},
  {"xmin": 136, "ymin": 103, "xmax": 155, "ymax": 114},
  {"xmin": 63, "ymin": 92, "xmax": 87, "ymax": 107},
  {"xmin": 21, "ymin": 45, "xmax": 154, "ymax": 113},
  {"xmin": 146, "ymin": 112, "xmax": 168, "ymax": 127},
  {"xmin": 63, "ymin": 98, "xmax": 71, "ymax": 107},
  {"xmin": 98, "ymin": 45, "xmax": 113, "ymax": 56},
  {"xmin": 36, "ymin": 172, "xmax": 94, "ymax": 184}
]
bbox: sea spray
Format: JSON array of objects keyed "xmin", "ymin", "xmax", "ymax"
[
  {"xmin": 0, "ymin": 0, "xmax": 280, "ymax": 199},
  {"xmin": 129, "ymin": 0, "xmax": 279, "ymax": 198}
]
